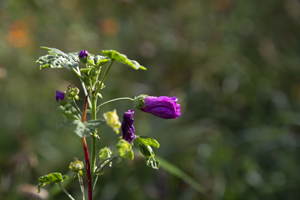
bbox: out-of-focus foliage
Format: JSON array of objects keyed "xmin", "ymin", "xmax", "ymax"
[{"xmin": 1, "ymin": 0, "xmax": 300, "ymax": 199}]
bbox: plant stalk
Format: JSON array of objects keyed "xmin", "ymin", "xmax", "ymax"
[
  {"xmin": 81, "ymin": 96, "xmax": 93, "ymax": 200},
  {"xmin": 59, "ymin": 182, "xmax": 75, "ymax": 200},
  {"xmin": 90, "ymin": 96, "xmax": 98, "ymax": 185}
]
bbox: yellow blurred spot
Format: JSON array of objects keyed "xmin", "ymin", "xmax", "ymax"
[
  {"xmin": 100, "ymin": 18, "xmax": 119, "ymax": 36},
  {"xmin": 7, "ymin": 21, "xmax": 29, "ymax": 48},
  {"xmin": 103, "ymin": 109, "xmax": 121, "ymax": 134}
]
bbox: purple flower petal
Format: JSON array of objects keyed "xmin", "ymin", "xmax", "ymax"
[
  {"xmin": 121, "ymin": 110, "xmax": 136, "ymax": 143},
  {"xmin": 140, "ymin": 96, "xmax": 181, "ymax": 119},
  {"xmin": 56, "ymin": 90, "xmax": 65, "ymax": 102},
  {"xmin": 78, "ymin": 50, "xmax": 88, "ymax": 58}
]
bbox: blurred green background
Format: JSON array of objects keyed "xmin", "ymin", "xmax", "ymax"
[{"xmin": 1, "ymin": 0, "xmax": 300, "ymax": 199}]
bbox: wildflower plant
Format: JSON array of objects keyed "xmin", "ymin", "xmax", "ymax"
[{"xmin": 36, "ymin": 47, "xmax": 181, "ymax": 200}]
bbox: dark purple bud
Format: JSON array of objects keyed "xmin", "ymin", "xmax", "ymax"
[
  {"xmin": 78, "ymin": 50, "xmax": 88, "ymax": 64},
  {"xmin": 56, "ymin": 90, "xmax": 65, "ymax": 102},
  {"xmin": 79, "ymin": 50, "xmax": 88, "ymax": 58},
  {"xmin": 140, "ymin": 96, "xmax": 181, "ymax": 119},
  {"xmin": 121, "ymin": 110, "xmax": 136, "ymax": 143}
]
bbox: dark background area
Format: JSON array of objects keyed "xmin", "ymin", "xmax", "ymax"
[{"xmin": 1, "ymin": 0, "xmax": 300, "ymax": 199}]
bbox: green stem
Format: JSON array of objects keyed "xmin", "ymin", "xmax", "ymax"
[
  {"xmin": 95, "ymin": 59, "xmax": 114, "ymax": 95},
  {"xmin": 72, "ymin": 99, "xmax": 82, "ymax": 115},
  {"xmin": 96, "ymin": 97, "xmax": 134, "ymax": 110},
  {"xmin": 93, "ymin": 155, "xmax": 118, "ymax": 190},
  {"xmin": 73, "ymin": 67, "xmax": 92, "ymax": 107},
  {"xmin": 90, "ymin": 96, "xmax": 98, "ymax": 186},
  {"xmin": 78, "ymin": 174, "xmax": 85, "ymax": 200},
  {"xmin": 59, "ymin": 182, "xmax": 75, "ymax": 200}
]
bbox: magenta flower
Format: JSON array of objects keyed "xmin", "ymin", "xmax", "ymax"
[
  {"xmin": 78, "ymin": 50, "xmax": 88, "ymax": 64},
  {"xmin": 78, "ymin": 50, "xmax": 88, "ymax": 58},
  {"xmin": 121, "ymin": 110, "xmax": 136, "ymax": 143},
  {"xmin": 56, "ymin": 90, "xmax": 65, "ymax": 102},
  {"xmin": 137, "ymin": 96, "xmax": 181, "ymax": 119}
]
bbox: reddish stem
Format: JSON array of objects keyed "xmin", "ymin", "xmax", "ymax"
[{"xmin": 81, "ymin": 96, "xmax": 93, "ymax": 200}]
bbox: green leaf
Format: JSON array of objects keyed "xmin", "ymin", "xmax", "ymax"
[
  {"xmin": 116, "ymin": 139, "xmax": 134, "ymax": 160},
  {"xmin": 58, "ymin": 119, "xmax": 105, "ymax": 138},
  {"xmin": 36, "ymin": 47, "xmax": 79, "ymax": 70},
  {"xmin": 37, "ymin": 173, "xmax": 68, "ymax": 193},
  {"xmin": 102, "ymin": 50, "xmax": 147, "ymax": 70},
  {"xmin": 138, "ymin": 144, "xmax": 153, "ymax": 157},
  {"xmin": 137, "ymin": 136, "xmax": 160, "ymax": 148},
  {"xmin": 146, "ymin": 156, "xmax": 160, "ymax": 170},
  {"xmin": 135, "ymin": 136, "xmax": 160, "ymax": 158},
  {"xmin": 93, "ymin": 55, "xmax": 110, "ymax": 67},
  {"xmin": 156, "ymin": 156, "xmax": 205, "ymax": 193},
  {"xmin": 59, "ymin": 104, "xmax": 81, "ymax": 121}
]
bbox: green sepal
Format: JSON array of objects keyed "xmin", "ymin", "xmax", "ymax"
[
  {"xmin": 99, "ymin": 147, "xmax": 112, "ymax": 160},
  {"xmin": 133, "ymin": 95, "xmax": 148, "ymax": 109},
  {"xmin": 69, "ymin": 158, "xmax": 84, "ymax": 174},
  {"xmin": 36, "ymin": 47, "xmax": 79, "ymax": 70},
  {"xmin": 102, "ymin": 50, "xmax": 147, "ymax": 70},
  {"xmin": 116, "ymin": 139, "xmax": 134, "ymax": 160},
  {"xmin": 37, "ymin": 172, "xmax": 68, "ymax": 193}
]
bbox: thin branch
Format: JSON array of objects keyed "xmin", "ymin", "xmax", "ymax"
[{"xmin": 59, "ymin": 182, "xmax": 75, "ymax": 200}]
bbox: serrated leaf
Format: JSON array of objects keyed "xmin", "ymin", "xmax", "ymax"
[
  {"xmin": 36, "ymin": 47, "xmax": 79, "ymax": 70},
  {"xmin": 102, "ymin": 50, "xmax": 147, "ymax": 70},
  {"xmin": 37, "ymin": 173, "xmax": 68, "ymax": 193},
  {"xmin": 116, "ymin": 139, "xmax": 134, "ymax": 160}
]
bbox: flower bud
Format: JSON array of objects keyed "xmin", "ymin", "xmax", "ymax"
[
  {"xmin": 69, "ymin": 158, "xmax": 84, "ymax": 174},
  {"xmin": 121, "ymin": 110, "xmax": 136, "ymax": 143},
  {"xmin": 66, "ymin": 87, "xmax": 80, "ymax": 100},
  {"xmin": 56, "ymin": 90, "xmax": 68, "ymax": 105},
  {"xmin": 103, "ymin": 109, "xmax": 121, "ymax": 134},
  {"xmin": 78, "ymin": 50, "xmax": 88, "ymax": 64},
  {"xmin": 134, "ymin": 95, "xmax": 181, "ymax": 119}
]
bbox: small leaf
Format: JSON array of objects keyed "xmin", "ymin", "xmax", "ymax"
[
  {"xmin": 146, "ymin": 156, "xmax": 160, "ymax": 170},
  {"xmin": 102, "ymin": 50, "xmax": 147, "ymax": 70},
  {"xmin": 37, "ymin": 172, "xmax": 68, "ymax": 193},
  {"xmin": 138, "ymin": 144, "xmax": 153, "ymax": 157},
  {"xmin": 135, "ymin": 136, "xmax": 159, "ymax": 158},
  {"xmin": 138, "ymin": 136, "xmax": 160, "ymax": 148},
  {"xmin": 116, "ymin": 139, "xmax": 134, "ymax": 160},
  {"xmin": 36, "ymin": 47, "xmax": 79, "ymax": 70}
]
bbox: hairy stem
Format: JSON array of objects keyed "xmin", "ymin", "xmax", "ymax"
[{"xmin": 81, "ymin": 96, "xmax": 93, "ymax": 200}]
